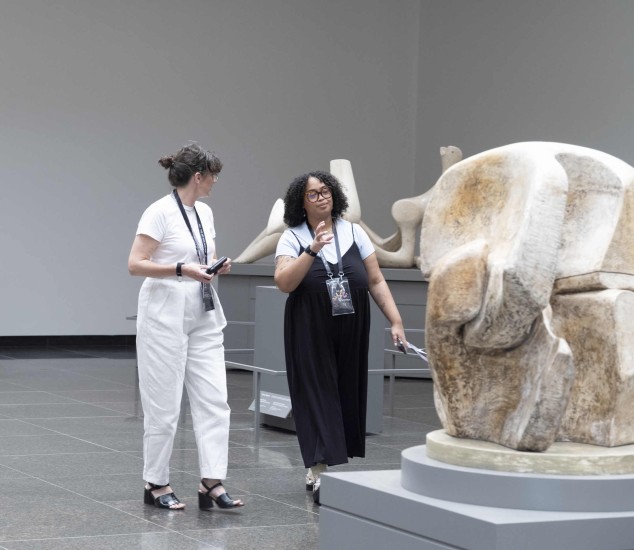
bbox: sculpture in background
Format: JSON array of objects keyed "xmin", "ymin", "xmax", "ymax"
[
  {"xmin": 420, "ymin": 142, "xmax": 634, "ymax": 452},
  {"xmin": 233, "ymin": 159, "xmax": 360, "ymax": 264},
  {"xmin": 234, "ymin": 147, "xmax": 462, "ymax": 267}
]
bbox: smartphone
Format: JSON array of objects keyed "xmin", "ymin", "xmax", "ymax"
[
  {"xmin": 396, "ymin": 337, "xmax": 407, "ymax": 355},
  {"xmin": 206, "ymin": 256, "xmax": 228, "ymax": 275}
]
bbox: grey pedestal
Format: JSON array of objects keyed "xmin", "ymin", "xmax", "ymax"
[
  {"xmin": 253, "ymin": 285, "xmax": 383, "ymax": 434},
  {"xmin": 319, "ymin": 445, "xmax": 634, "ymax": 550}
]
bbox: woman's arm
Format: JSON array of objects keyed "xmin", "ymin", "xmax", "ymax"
[
  {"xmin": 128, "ymin": 234, "xmax": 212, "ymax": 282},
  {"xmin": 364, "ymin": 252, "xmax": 407, "ymax": 347},
  {"xmin": 274, "ymin": 221, "xmax": 333, "ymax": 293},
  {"xmin": 274, "ymin": 252, "xmax": 316, "ymax": 293}
]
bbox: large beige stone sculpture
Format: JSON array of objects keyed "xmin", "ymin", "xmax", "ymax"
[
  {"xmin": 420, "ymin": 142, "xmax": 634, "ymax": 451},
  {"xmin": 234, "ymin": 147, "xmax": 462, "ymax": 266}
]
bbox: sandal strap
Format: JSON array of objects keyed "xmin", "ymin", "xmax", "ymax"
[
  {"xmin": 147, "ymin": 482, "xmax": 169, "ymax": 491},
  {"xmin": 200, "ymin": 480, "xmax": 224, "ymax": 496}
]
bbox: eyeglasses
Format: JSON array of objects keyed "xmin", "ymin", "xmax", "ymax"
[{"xmin": 305, "ymin": 187, "xmax": 332, "ymax": 203}]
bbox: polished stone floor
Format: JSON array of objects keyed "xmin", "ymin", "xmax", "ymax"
[{"xmin": 0, "ymin": 344, "xmax": 440, "ymax": 549}]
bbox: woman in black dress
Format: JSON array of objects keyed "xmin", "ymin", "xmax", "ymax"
[{"xmin": 274, "ymin": 171, "xmax": 406, "ymax": 503}]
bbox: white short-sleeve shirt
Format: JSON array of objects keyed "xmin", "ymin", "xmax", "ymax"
[
  {"xmin": 136, "ymin": 193, "xmax": 217, "ymax": 265},
  {"xmin": 276, "ymin": 219, "xmax": 374, "ymax": 264}
]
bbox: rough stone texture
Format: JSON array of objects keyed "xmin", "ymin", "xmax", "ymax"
[
  {"xmin": 553, "ymin": 289, "xmax": 634, "ymax": 446},
  {"xmin": 421, "ymin": 142, "xmax": 634, "ymax": 452}
]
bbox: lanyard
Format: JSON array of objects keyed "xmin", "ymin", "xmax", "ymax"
[
  {"xmin": 172, "ymin": 190, "xmax": 214, "ymax": 310},
  {"xmin": 172, "ymin": 190, "xmax": 207, "ymax": 264},
  {"xmin": 308, "ymin": 219, "xmax": 345, "ymax": 279}
]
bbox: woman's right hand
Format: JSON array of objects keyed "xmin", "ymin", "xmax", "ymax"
[
  {"xmin": 311, "ymin": 221, "xmax": 334, "ymax": 252},
  {"xmin": 182, "ymin": 263, "xmax": 213, "ymax": 282}
]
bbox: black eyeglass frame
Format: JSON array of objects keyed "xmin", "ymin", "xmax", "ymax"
[{"xmin": 304, "ymin": 187, "xmax": 332, "ymax": 203}]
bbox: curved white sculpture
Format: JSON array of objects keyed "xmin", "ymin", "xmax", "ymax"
[{"xmin": 234, "ymin": 148, "xmax": 462, "ymax": 266}]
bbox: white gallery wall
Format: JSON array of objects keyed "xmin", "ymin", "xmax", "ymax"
[
  {"xmin": 0, "ymin": 0, "xmax": 420, "ymax": 336},
  {"xmin": 2, "ymin": 0, "xmax": 634, "ymax": 337}
]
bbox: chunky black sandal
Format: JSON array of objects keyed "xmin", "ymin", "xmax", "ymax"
[
  {"xmin": 144, "ymin": 482, "xmax": 184, "ymax": 510},
  {"xmin": 312, "ymin": 478, "xmax": 321, "ymax": 505},
  {"xmin": 199, "ymin": 480, "xmax": 244, "ymax": 510}
]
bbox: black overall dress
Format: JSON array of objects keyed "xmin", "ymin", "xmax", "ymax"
[{"xmin": 284, "ymin": 223, "xmax": 370, "ymax": 467}]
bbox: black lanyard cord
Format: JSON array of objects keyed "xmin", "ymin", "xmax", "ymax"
[
  {"xmin": 307, "ymin": 218, "xmax": 345, "ymax": 279},
  {"xmin": 172, "ymin": 190, "xmax": 214, "ymax": 310},
  {"xmin": 172, "ymin": 189, "xmax": 207, "ymax": 264}
]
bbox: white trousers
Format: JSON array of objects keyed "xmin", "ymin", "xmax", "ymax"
[{"xmin": 136, "ymin": 278, "xmax": 230, "ymax": 485}]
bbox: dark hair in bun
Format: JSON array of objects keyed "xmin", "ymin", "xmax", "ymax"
[{"xmin": 158, "ymin": 142, "xmax": 222, "ymax": 187}]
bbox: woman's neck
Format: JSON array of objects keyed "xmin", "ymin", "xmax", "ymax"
[{"xmin": 176, "ymin": 186, "xmax": 197, "ymax": 207}]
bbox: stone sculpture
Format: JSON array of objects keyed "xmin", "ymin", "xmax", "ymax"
[
  {"xmin": 234, "ymin": 148, "xmax": 462, "ymax": 266},
  {"xmin": 420, "ymin": 141, "xmax": 634, "ymax": 451}
]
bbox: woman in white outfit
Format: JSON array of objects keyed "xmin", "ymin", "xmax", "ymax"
[{"xmin": 128, "ymin": 142, "xmax": 244, "ymax": 511}]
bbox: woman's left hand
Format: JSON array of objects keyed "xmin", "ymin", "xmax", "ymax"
[
  {"xmin": 391, "ymin": 325, "xmax": 407, "ymax": 352},
  {"xmin": 216, "ymin": 258, "xmax": 232, "ymax": 275}
]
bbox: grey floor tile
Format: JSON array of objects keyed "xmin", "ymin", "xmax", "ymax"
[
  {"xmin": 0, "ymin": 374, "xmax": 129, "ymax": 392},
  {"xmin": 1, "ymin": 532, "xmax": 213, "ymax": 550},
  {"xmin": 228, "ymin": 427, "xmax": 298, "ymax": 448},
  {"xmin": 184, "ymin": 523, "xmax": 319, "ymax": 550},
  {"xmin": 0, "ymin": 392, "xmax": 77, "ymax": 406},
  {"xmin": 128, "ymin": 446, "xmax": 303, "ymax": 473},
  {"xmin": 46, "ymin": 388, "xmax": 141, "ymax": 404},
  {"xmin": 0, "ymin": 434, "xmax": 112, "ymax": 456},
  {"xmin": 0, "ymin": 451, "xmax": 143, "ymax": 478},
  {"xmin": 0, "ymin": 348, "xmax": 95, "ymax": 360},
  {"xmin": 0, "ymin": 403, "xmax": 129, "ymax": 420},
  {"xmin": 266, "ymin": 490, "xmax": 319, "ymax": 514},
  {"xmin": 366, "ymin": 432, "xmax": 428, "ymax": 451},
  {"xmin": 83, "ymin": 402, "xmax": 144, "ymax": 416},
  {"xmin": 26, "ymin": 416, "xmax": 144, "ymax": 435},
  {"xmin": 0, "ymin": 346, "xmax": 438, "ymax": 549},
  {"xmin": 379, "ymin": 415, "xmax": 430, "ymax": 435},
  {"xmin": 110, "ymin": 494, "xmax": 317, "ymax": 532},
  {"xmin": 0, "ymin": 420, "xmax": 56, "ymax": 437},
  {"xmin": 75, "ymin": 428, "xmax": 196, "ymax": 453},
  {"xmin": 391, "ymin": 406, "xmax": 442, "ymax": 426},
  {"xmin": 0, "ymin": 499, "xmax": 163, "ymax": 542},
  {"xmin": 225, "ymin": 466, "xmax": 308, "ymax": 494},
  {"xmin": 0, "ymin": 465, "xmax": 29, "ymax": 480},
  {"xmin": 54, "ymin": 346, "xmax": 138, "ymax": 360},
  {"xmin": 49, "ymin": 470, "xmax": 201, "ymax": 503},
  {"xmin": 227, "ymin": 413, "xmax": 256, "ymax": 430},
  {"xmin": 0, "ymin": 477, "xmax": 88, "ymax": 506}
]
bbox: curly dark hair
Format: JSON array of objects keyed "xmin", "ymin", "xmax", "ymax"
[
  {"xmin": 158, "ymin": 142, "xmax": 223, "ymax": 188},
  {"xmin": 283, "ymin": 171, "xmax": 349, "ymax": 227}
]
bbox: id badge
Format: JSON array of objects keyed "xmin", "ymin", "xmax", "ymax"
[
  {"xmin": 325, "ymin": 277, "xmax": 355, "ymax": 316},
  {"xmin": 202, "ymin": 283, "xmax": 215, "ymax": 311}
]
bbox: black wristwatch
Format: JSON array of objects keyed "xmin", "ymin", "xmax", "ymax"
[
  {"xmin": 176, "ymin": 262, "xmax": 184, "ymax": 281},
  {"xmin": 304, "ymin": 245, "xmax": 318, "ymax": 257}
]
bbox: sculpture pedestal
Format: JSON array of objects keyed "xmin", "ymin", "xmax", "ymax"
[{"xmin": 319, "ymin": 433, "xmax": 634, "ymax": 550}]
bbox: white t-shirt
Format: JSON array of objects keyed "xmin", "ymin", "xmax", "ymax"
[
  {"xmin": 136, "ymin": 193, "xmax": 217, "ymax": 265},
  {"xmin": 275, "ymin": 219, "xmax": 374, "ymax": 263}
]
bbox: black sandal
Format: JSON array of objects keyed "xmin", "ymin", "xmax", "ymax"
[
  {"xmin": 144, "ymin": 482, "xmax": 184, "ymax": 510},
  {"xmin": 199, "ymin": 480, "xmax": 244, "ymax": 510}
]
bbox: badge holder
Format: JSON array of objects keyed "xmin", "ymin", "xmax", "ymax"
[
  {"xmin": 308, "ymin": 221, "xmax": 355, "ymax": 316},
  {"xmin": 326, "ymin": 275, "xmax": 355, "ymax": 316}
]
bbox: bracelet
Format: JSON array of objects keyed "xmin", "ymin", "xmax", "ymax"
[
  {"xmin": 176, "ymin": 262, "xmax": 184, "ymax": 281},
  {"xmin": 304, "ymin": 245, "xmax": 318, "ymax": 257}
]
